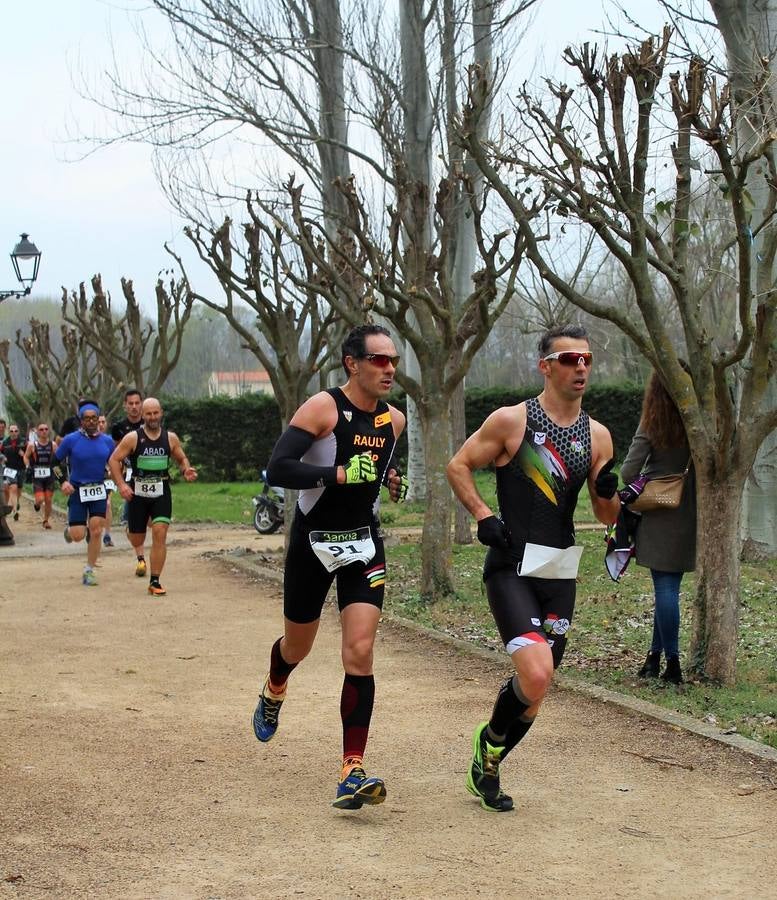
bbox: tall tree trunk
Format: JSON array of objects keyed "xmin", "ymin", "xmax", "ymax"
[
  {"xmin": 400, "ymin": 0, "xmax": 435, "ymax": 505},
  {"xmin": 711, "ymin": 0, "xmax": 777, "ymax": 559},
  {"xmin": 689, "ymin": 472, "xmax": 743, "ymax": 683},
  {"xmin": 418, "ymin": 397, "xmax": 455, "ymax": 598},
  {"xmin": 399, "ymin": 0, "xmax": 454, "ymax": 593},
  {"xmin": 451, "ymin": 378, "xmax": 471, "ymax": 543}
]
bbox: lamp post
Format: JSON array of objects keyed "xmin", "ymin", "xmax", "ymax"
[{"xmin": 0, "ymin": 233, "xmax": 42, "ymax": 301}]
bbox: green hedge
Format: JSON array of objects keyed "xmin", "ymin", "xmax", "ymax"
[
  {"xmin": 161, "ymin": 394, "xmax": 283, "ymax": 482},
  {"xmin": 159, "ymin": 383, "xmax": 642, "ymax": 481}
]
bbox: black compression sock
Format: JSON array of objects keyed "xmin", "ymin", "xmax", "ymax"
[
  {"xmin": 487, "ymin": 675, "xmax": 531, "ymax": 742},
  {"xmin": 341, "ymin": 673, "xmax": 375, "ymax": 761},
  {"xmin": 269, "ymin": 637, "xmax": 298, "ymax": 692},
  {"xmin": 503, "ymin": 714, "xmax": 536, "ymax": 758}
]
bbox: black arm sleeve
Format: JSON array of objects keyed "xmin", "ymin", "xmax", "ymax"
[{"xmin": 266, "ymin": 426, "xmax": 340, "ymax": 489}]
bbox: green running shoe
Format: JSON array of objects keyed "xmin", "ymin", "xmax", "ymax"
[
  {"xmin": 466, "ymin": 722, "xmax": 514, "ymax": 812},
  {"xmin": 332, "ymin": 766, "xmax": 386, "ymax": 810},
  {"xmin": 82, "ymin": 568, "xmax": 98, "ymax": 587}
]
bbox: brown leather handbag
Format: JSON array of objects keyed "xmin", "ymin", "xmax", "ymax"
[{"xmin": 630, "ymin": 460, "xmax": 691, "ymax": 512}]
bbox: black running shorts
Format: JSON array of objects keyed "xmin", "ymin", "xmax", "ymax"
[
  {"xmin": 485, "ymin": 568, "xmax": 576, "ymax": 668},
  {"xmin": 283, "ymin": 518, "xmax": 386, "ymax": 624},
  {"xmin": 127, "ymin": 482, "xmax": 173, "ymax": 533}
]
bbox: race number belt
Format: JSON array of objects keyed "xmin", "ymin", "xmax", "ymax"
[
  {"xmin": 309, "ymin": 526, "xmax": 376, "ymax": 573},
  {"xmin": 34, "ymin": 466, "xmax": 52, "ymax": 479},
  {"xmin": 3, "ymin": 467, "xmax": 18, "ymax": 480},
  {"xmin": 134, "ymin": 476, "xmax": 164, "ymax": 498},
  {"xmin": 78, "ymin": 482, "xmax": 107, "ymax": 502},
  {"xmin": 517, "ymin": 542, "xmax": 584, "ymax": 580}
]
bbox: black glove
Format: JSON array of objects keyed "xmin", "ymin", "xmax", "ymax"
[
  {"xmin": 594, "ymin": 459, "xmax": 618, "ymax": 499},
  {"xmin": 477, "ymin": 515, "xmax": 511, "ymax": 549}
]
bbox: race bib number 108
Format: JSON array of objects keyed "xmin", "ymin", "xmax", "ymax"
[{"xmin": 79, "ymin": 482, "xmax": 107, "ymax": 502}]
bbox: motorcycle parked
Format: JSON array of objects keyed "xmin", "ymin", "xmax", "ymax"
[{"xmin": 252, "ymin": 469, "xmax": 285, "ymax": 534}]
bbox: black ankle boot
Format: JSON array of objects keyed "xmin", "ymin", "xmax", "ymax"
[
  {"xmin": 661, "ymin": 656, "xmax": 683, "ymax": 684},
  {"xmin": 637, "ymin": 650, "xmax": 661, "ymax": 678}
]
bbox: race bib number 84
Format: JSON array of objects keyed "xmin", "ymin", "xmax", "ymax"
[{"xmin": 135, "ymin": 477, "xmax": 163, "ymax": 498}]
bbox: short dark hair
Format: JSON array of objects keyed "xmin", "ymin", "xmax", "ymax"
[
  {"xmin": 538, "ymin": 324, "xmax": 588, "ymax": 357},
  {"xmin": 124, "ymin": 388, "xmax": 142, "ymax": 401},
  {"xmin": 341, "ymin": 324, "xmax": 391, "ymax": 376}
]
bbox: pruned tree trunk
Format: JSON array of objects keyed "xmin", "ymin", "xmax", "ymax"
[
  {"xmin": 690, "ymin": 472, "xmax": 743, "ymax": 680},
  {"xmin": 419, "ymin": 396, "xmax": 454, "ymax": 598}
]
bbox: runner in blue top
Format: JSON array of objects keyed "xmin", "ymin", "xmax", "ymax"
[{"xmin": 54, "ymin": 402, "xmax": 115, "ymax": 586}]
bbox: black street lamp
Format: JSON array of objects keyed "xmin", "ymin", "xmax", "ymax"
[{"xmin": 1, "ymin": 233, "xmax": 42, "ymax": 301}]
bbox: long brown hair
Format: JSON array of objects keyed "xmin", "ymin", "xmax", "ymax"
[{"xmin": 640, "ymin": 370, "xmax": 688, "ymax": 450}]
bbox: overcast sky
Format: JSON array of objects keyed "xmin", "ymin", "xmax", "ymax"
[{"xmin": 0, "ymin": 0, "xmax": 666, "ymax": 312}]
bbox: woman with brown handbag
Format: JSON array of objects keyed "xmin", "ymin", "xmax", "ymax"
[{"xmin": 620, "ymin": 370, "xmax": 697, "ymax": 684}]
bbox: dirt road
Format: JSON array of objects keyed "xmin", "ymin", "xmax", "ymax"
[{"xmin": 1, "ymin": 508, "xmax": 776, "ymax": 899}]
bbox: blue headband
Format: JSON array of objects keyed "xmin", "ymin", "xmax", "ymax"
[{"xmin": 79, "ymin": 403, "xmax": 100, "ymax": 417}]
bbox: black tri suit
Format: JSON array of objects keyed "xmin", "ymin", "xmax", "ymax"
[
  {"xmin": 283, "ymin": 388, "xmax": 397, "ymax": 624},
  {"xmin": 485, "ymin": 397, "xmax": 592, "ymax": 668},
  {"xmin": 126, "ymin": 427, "xmax": 174, "ymax": 532}
]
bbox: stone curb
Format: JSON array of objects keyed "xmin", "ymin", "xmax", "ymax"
[{"xmin": 224, "ymin": 552, "xmax": 777, "ymax": 766}]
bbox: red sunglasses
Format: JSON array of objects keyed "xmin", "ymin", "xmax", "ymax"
[
  {"xmin": 542, "ymin": 350, "xmax": 593, "ymax": 367},
  {"xmin": 360, "ymin": 353, "xmax": 400, "ymax": 368}
]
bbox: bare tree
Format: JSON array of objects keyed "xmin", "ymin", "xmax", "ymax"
[
  {"xmin": 709, "ymin": 0, "xmax": 777, "ymax": 560},
  {"xmin": 0, "ymin": 274, "xmax": 194, "ymax": 432},
  {"xmin": 462, "ymin": 30, "xmax": 776, "ymax": 682},
  {"xmin": 62, "ymin": 274, "xmax": 195, "ymax": 398},
  {"xmin": 0, "ymin": 320, "xmax": 113, "ymax": 430},
  {"xmin": 167, "ymin": 195, "xmax": 351, "ymax": 427}
]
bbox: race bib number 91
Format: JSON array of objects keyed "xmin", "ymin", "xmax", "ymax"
[{"xmin": 309, "ymin": 526, "xmax": 376, "ymax": 573}]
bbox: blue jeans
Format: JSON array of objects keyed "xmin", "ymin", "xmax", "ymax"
[{"xmin": 649, "ymin": 569, "xmax": 684, "ymax": 658}]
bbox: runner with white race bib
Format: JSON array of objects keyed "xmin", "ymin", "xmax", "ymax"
[{"xmin": 53, "ymin": 403, "xmax": 115, "ymax": 585}]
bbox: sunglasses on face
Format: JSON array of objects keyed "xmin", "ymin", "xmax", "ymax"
[
  {"xmin": 360, "ymin": 353, "xmax": 400, "ymax": 368},
  {"xmin": 81, "ymin": 415, "xmax": 99, "ymax": 422},
  {"xmin": 542, "ymin": 350, "xmax": 593, "ymax": 367}
]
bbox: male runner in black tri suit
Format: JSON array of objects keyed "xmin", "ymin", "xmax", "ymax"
[
  {"xmin": 252, "ymin": 324, "xmax": 408, "ymax": 811},
  {"xmin": 23, "ymin": 423, "xmax": 57, "ymax": 528},
  {"xmin": 110, "ymin": 388, "xmax": 144, "ymax": 540},
  {"xmin": 447, "ymin": 324, "xmax": 620, "ymax": 811},
  {"xmin": 109, "ymin": 397, "xmax": 197, "ymax": 596}
]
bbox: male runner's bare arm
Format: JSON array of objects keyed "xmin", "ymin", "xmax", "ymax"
[
  {"xmin": 447, "ymin": 405, "xmax": 525, "ymax": 522},
  {"xmin": 588, "ymin": 420, "xmax": 621, "ymax": 524},
  {"xmin": 168, "ymin": 432, "xmax": 197, "ymax": 482}
]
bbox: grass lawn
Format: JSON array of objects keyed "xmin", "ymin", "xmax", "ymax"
[{"xmin": 104, "ymin": 475, "xmax": 777, "ymax": 749}]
